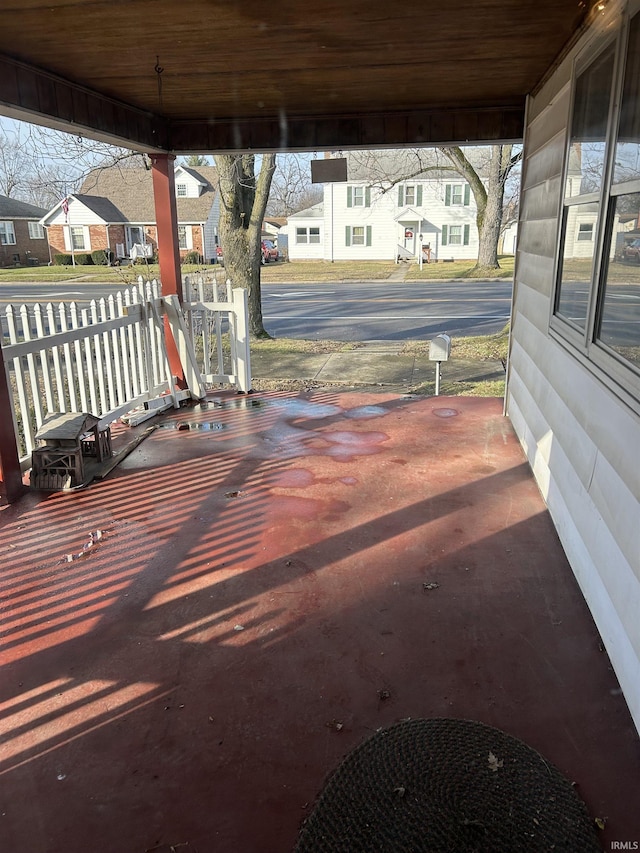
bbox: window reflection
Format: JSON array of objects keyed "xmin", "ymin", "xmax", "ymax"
[
  {"xmin": 598, "ymin": 193, "xmax": 640, "ymax": 366},
  {"xmin": 613, "ymin": 14, "xmax": 640, "ymax": 185},
  {"xmin": 557, "ymin": 203, "xmax": 600, "ymax": 329},
  {"xmin": 566, "ymin": 44, "xmax": 615, "ymax": 196}
]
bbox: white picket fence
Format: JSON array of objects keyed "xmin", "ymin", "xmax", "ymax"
[{"xmin": 2, "ymin": 275, "xmax": 251, "ymax": 468}]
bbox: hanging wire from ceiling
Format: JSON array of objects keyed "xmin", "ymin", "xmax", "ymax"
[{"xmin": 154, "ymin": 56, "xmax": 164, "ymax": 113}]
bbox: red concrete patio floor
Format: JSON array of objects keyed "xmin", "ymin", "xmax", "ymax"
[{"xmin": 1, "ymin": 391, "xmax": 638, "ymax": 853}]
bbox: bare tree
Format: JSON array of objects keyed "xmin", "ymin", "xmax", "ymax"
[
  {"xmin": 0, "ymin": 126, "xmax": 34, "ymax": 198},
  {"xmin": 439, "ymin": 146, "xmax": 521, "ymax": 271},
  {"xmin": 0, "ymin": 118, "xmax": 147, "ymax": 206},
  {"xmin": 267, "ymin": 155, "xmax": 322, "ymax": 216},
  {"xmin": 216, "ymin": 153, "xmax": 276, "ymax": 338},
  {"xmin": 348, "ymin": 145, "xmax": 521, "ymax": 272}
]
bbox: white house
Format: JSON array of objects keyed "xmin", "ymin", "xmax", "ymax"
[{"xmin": 288, "ymin": 156, "xmax": 479, "ymax": 263}]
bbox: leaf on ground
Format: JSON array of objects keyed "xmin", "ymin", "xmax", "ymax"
[{"xmin": 488, "ymin": 751, "xmax": 504, "ymax": 772}]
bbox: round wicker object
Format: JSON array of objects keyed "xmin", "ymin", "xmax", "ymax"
[{"xmin": 294, "ymin": 718, "xmax": 602, "ymax": 853}]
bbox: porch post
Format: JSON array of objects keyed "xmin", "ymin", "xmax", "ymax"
[
  {"xmin": 150, "ymin": 153, "xmax": 186, "ymax": 389},
  {"xmin": 0, "ymin": 345, "xmax": 25, "ymax": 504}
]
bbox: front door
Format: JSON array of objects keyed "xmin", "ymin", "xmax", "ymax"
[
  {"xmin": 404, "ymin": 225, "xmax": 416, "ymax": 255},
  {"xmin": 126, "ymin": 226, "xmax": 144, "ymax": 254}
]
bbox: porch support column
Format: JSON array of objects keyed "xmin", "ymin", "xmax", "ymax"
[
  {"xmin": 150, "ymin": 153, "xmax": 186, "ymax": 389},
  {"xmin": 0, "ymin": 345, "xmax": 25, "ymax": 504}
]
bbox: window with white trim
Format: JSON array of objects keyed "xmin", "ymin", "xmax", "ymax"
[
  {"xmin": 398, "ymin": 185, "xmax": 423, "ymax": 206},
  {"xmin": 441, "ymin": 224, "xmax": 470, "ymax": 246},
  {"xmin": 347, "ymin": 186, "xmax": 371, "ymax": 207},
  {"xmin": 445, "ymin": 184, "xmax": 470, "ymax": 206},
  {"xmin": 70, "ymin": 226, "xmax": 86, "ymax": 251},
  {"xmin": 345, "ymin": 225, "xmax": 372, "ymax": 247},
  {"xmin": 553, "ymin": 5, "xmax": 640, "ymax": 394},
  {"xmin": 296, "ymin": 226, "xmax": 320, "ymax": 244},
  {"xmin": 577, "ymin": 222, "xmax": 594, "ymax": 241},
  {"xmin": 178, "ymin": 225, "xmax": 192, "ymax": 250},
  {"xmin": 28, "ymin": 222, "xmax": 45, "ymax": 239},
  {"xmin": 0, "ymin": 221, "xmax": 16, "ymax": 245},
  {"xmin": 351, "ymin": 226, "xmax": 365, "ymax": 245},
  {"xmin": 448, "ymin": 225, "xmax": 462, "ymax": 245},
  {"xmin": 176, "ymin": 183, "xmax": 187, "ymax": 197}
]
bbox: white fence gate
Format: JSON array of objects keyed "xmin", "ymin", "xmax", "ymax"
[{"xmin": 181, "ymin": 275, "xmax": 251, "ymax": 394}]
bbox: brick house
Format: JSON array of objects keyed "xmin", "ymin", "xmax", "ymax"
[
  {"xmin": 40, "ymin": 164, "xmax": 220, "ymax": 264},
  {"xmin": 0, "ymin": 195, "xmax": 50, "ymax": 267}
]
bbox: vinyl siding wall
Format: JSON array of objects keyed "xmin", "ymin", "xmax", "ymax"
[
  {"xmin": 288, "ymin": 181, "xmax": 478, "ymax": 262},
  {"xmin": 506, "ymin": 16, "xmax": 640, "ymax": 734},
  {"xmin": 288, "ymin": 216, "xmax": 324, "ymax": 260}
]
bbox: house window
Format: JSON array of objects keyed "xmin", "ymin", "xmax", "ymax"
[
  {"xmin": 398, "ymin": 185, "xmax": 423, "ymax": 206},
  {"xmin": 351, "ymin": 226, "xmax": 365, "ymax": 245},
  {"xmin": 178, "ymin": 225, "xmax": 192, "ymax": 250},
  {"xmin": 70, "ymin": 226, "xmax": 86, "ymax": 251},
  {"xmin": 28, "ymin": 222, "xmax": 45, "ymax": 239},
  {"xmin": 441, "ymin": 224, "xmax": 470, "ymax": 246},
  {"xmin": 345, "ymin": 225, "xmax": 372, "ymax": 246},
  {"xmin": 553, "ymin": 8, "xmax": 640, "ymax": 393},
  {"xmin": 296, "ymin": 227, "xmax": 320, "ymax": 244},
  {"xmin": 448, "ymin": 225, "xmax": 463, "ymax": 245},
  {"xmin": 176, "ymin": 183, "xmax": 187, "ymax": 197},
  {"xmin": 445, "ymin": 184, "xmax": 470, "ymax": 206},
  {"xmin": 0, "ymin": 221, "xmax": 16, "ymax": 245},
  {"xmin": 577, "ymin": 223, "xmax": 594, "ymax": 241},
  {"xmin": 347, "ymin": 186, "xmax": 371, "ymax": 207}
]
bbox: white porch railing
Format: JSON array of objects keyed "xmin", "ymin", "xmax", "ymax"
[
  {"xmin": 181, "ymin": 274, "xmax": 251, "ymax": 394},
  {"xmin": 2, "ymin": 280, "xmax": 179, "ymax": 466},
  {"xmin": 2, "ymin": 275, "xmax": 252, "ymax": 469}
]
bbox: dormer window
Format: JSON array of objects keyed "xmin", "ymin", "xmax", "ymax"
[{"xmin": 176, "ymin": 183, "xmax": 187, "ymax": 197}]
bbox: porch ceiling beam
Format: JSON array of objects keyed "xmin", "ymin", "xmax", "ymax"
[
  {"xmin": 171, "ymin": 107, "xmax": 525, "ymax": 153},
  {"xmin": 0, "ymin": 53, "xmax": 169, "ymax": 153}
]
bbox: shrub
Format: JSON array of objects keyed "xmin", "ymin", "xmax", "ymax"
[
  {"xmin": 74, "ymin": 253, "xmax": 94, "ymax": 265},
  {"xmin": 91, "ymin": 249, "xmax": 114, "ymax": 265},
  {"xmin": 183, "ymin": 250, "xmax": 201, "ymax": 264},
  {"xmin": 53, "ymin": 253, "xmax": 72, "ymax": 265}
]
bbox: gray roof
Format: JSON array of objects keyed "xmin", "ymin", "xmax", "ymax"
[
  {"xmin": 78, "ymin": 164, "xmax": 218, "ymax": 223},
  {"xmin": 288, "ymin": 203, "xmax": 324, "ymax": 219},
  {"xmin": 73, "ymin": 195, "xmax": 128, "ymax": 222},
  {"xmin": 0, "ymin": 194, "xmax": 48, "ymax": 219}
]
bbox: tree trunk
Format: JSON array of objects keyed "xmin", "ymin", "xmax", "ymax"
[
  {"xmin": 215, "ymin": 153, "xmax": 276, "ymax": 338},
  {"xmin": 440, "ymin": 144, "xmax": 514, "ymax": 273}
]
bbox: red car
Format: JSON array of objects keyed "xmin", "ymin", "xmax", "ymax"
[
  {"xmin": 261, "ymin": 240, "xmax": 279, "ymax": 263},
  {"xmin": 622, "ymin": 238, "xmax": 640, "ymax": 263}
]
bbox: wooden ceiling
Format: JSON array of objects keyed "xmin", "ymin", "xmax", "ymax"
[{"xmin": 0, "ymin": 0, "xmax": 594, "ymax": 153}]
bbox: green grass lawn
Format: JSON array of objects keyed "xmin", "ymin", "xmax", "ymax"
[
  {"xmin": 405, "ymin": 255, "xmax": 515, "ymax": 280},
  {"xmin": 0, "ymin": 257, "xmax": 516, "ymax": 284},
  {"xmin": 259, "ymin": 260, "xmax": 398, "ymax": 282}
]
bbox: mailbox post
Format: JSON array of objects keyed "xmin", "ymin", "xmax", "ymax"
[{"xmin": 429, "ymin": 334, "xmax": 451, "ymax": 395}]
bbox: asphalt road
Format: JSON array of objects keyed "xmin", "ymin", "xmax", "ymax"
[
  {"xmin": 260, "ymin": 279, "xmax": 513, "ymax": 340},
  {"xmin": 1, "ymin": 278, "xmax": 513, "ymax": 341}
]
